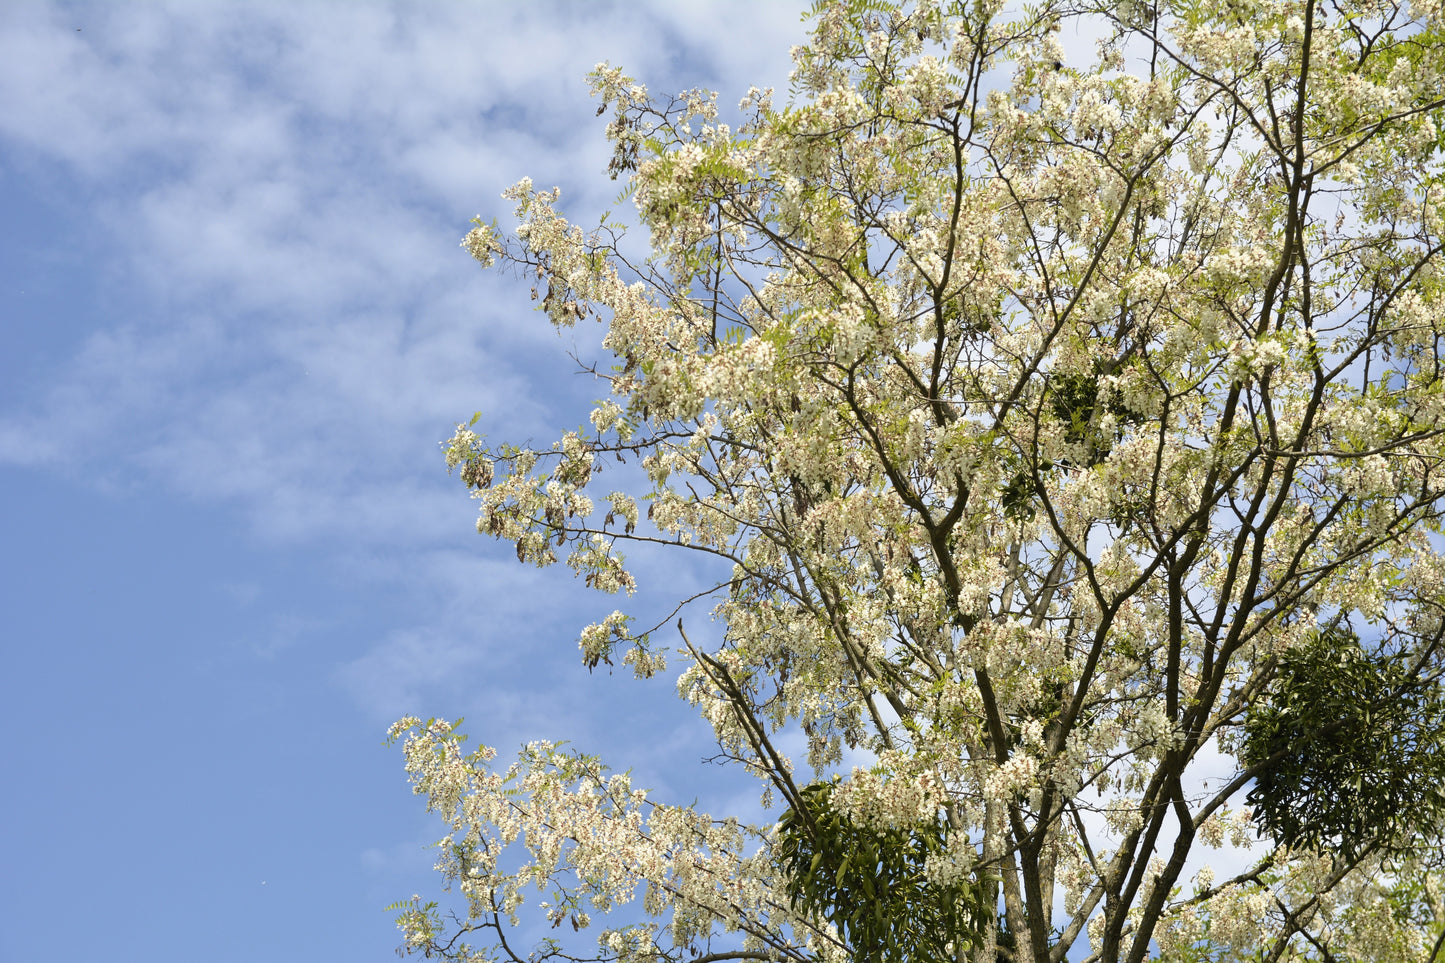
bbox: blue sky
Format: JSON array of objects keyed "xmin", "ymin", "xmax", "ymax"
[{"xmin": 0, "ymin": 3, "xmax": 805, "ymax": 960}]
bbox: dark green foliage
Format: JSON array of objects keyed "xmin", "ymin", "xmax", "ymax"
[
  {"xmin": 1241, "ymin": 628, "xmax": 1445, "ymax": 861},
  {"xmin": 1000, "ymin": 367, "xmax": 1147, "ymax": 521},
  {"xmin": 1045, "ymin": 367, "xmax": 1148, "ymax": 462},
  {"xmin": 776, "ymin": 781, "xmax": 984, "ymax": 963}
]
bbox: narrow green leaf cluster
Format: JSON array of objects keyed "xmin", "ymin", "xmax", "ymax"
[
  {"xmin": 776, "ymin": 781, "xmax": 984, "ymax": 963},
  {"xmin": 1243, "ymin": 629, "xmax": 1445, "ymax": 861}
]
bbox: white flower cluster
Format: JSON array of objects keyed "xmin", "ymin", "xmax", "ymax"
[{"xmin": 831, "ymin": 766, "xmax": 944, "ymax": 830}]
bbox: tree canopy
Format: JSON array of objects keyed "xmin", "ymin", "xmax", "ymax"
[{"xmin": 391, "ymin": 1, "xmax": 1445, "ymax": 961}]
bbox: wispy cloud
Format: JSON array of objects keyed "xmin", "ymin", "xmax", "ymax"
[
  {"xmin": 0, "ymin": 0, "xmax": 804, "ymax": 522},
  {"xmin": 0, "ymin": 1, "xmax": 804, "ymax": 729}
]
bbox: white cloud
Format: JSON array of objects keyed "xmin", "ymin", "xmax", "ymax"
[
  {"xmin": 0, "ymin": 0, "xmax": 807, "ymax": 537},
  {"xmin": 0, "ymin": 0, "xmax": 806, "ymax": 738}
]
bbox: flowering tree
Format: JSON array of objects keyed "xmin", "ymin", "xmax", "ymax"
[{"xmin": 390, "ymin": 1, "xmax": 1445, "ymax": 961}]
